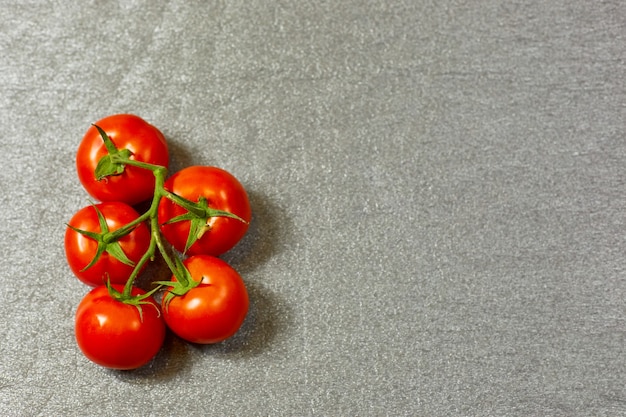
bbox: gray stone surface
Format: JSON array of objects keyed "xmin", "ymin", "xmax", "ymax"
[{"xmin": 1, "ymin": 1, "xmax": 624, "ymax": 415}]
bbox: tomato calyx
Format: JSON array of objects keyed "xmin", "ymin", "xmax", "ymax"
[
  {"xmin": 153, "ymin": 256, "xmax": 200, "ymax": 310},
  {"xmin": 93, "ymin": 124, "xmax": 134, "ymax": 180},
  {"xmin": 66, "ymin": 204, "xmax": 138, "ymax": 271},
  {"xmin": 162, "ymin": 192, "xmax": 248, "ymax": 254},
  {"xmin": 105, "ymin": 279, "xmax": 162, "ymax": 321},
  {"xmin": 93, "ymin": 124, "xmax": 168, "ymax": 181}
]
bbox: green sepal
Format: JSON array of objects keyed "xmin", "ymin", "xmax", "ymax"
[
  {"xmin": 184, "ymin": 216, "xmax": 210, "ymax": 255},
  {"xmin": 163, "ymin": 196, "xmax": 247, "ymax": 254},
  {"xmin": 66, "ymin": 222, "xmax": 109, "ymax": 272},
  {"xmin": 95, "ymin": 154, "xmax": 122, "ymax": 179},
  {"xmin": 106, "ymin": 279, "xmax": 162, "ymax": 322},
  {"xmin": 104, "ymin": 241, "xmax": 135, "ymax": 267},
  {"xmin": 92, "ymin": 124, "xmax": 133, "ymax": 180},
  {"xmin": 153, "ymin": 257, "xmax": 200, "ymax": 311},
  {"xmin": 93, "ymin": 203, "xmax": 135, "ymax": 267},
  {"xmin": 65, "ymin": 223, "xmax": 99, "ymax": 240},
  {"xmin": 163, "ymin": 211, "xmax": 197, "ymax": 225},
  {"xmin": 67, "ymin": 204, "xmax": 136, "ymax": 272}
]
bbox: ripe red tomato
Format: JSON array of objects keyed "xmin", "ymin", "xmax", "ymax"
[
  {"xmin": 75, "ymin": 285, "xmax": 165, "ymax": 370},
  {"xmin": 157, "ymin": 166, "xmax": 251, "ymax": 256},
  {"xmin": 76, "ymin": 114, "xmax": 169, "ymax": 205},
  {"xmin": 65, "ymin": 202, "xmax": 151, "ymax": 287},
  {"xmin": 162, "ymin": 255, "xmax": 249, "ymax": 344}
]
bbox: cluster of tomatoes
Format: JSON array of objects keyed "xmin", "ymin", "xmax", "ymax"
[{"xmin": 64, "ymin": 114, "xmax": 252, "ymax": 370}]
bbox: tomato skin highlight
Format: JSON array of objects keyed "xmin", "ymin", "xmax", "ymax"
[
  {"xmin": 158, "ymin": 166, "xmax": 251, "ymax": 256},
  {"xmin": 76, "ymin": 114, "xmax": 169, "ymax": 205},
  {"xmin": 163, "ymin": 255, "xmax": 249, "ymax": 344},
  {"xmin": 64, "ymin": 202, "xmax": 151, "ymax": 287},
  {"xmin": 75, "ymin": 285, "xmax": 165, "ymax": 370}
]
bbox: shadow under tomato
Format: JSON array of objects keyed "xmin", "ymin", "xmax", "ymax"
[
  {"xmin": 185, "ymin": 280, "xmax": 290, "ymax": 359},
  {"xmin": 112, "ymin": 279, "xmax": 290, "ymax": 382},
  {"xmin": 205, "ymin": 189, "xmax": 295, "ymax": 358},
  {"xmin": 221, "ymin": 189, "xmax": 293, "ymax": 276}
]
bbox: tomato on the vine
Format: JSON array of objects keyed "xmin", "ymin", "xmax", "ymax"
[
  {"xmin": 75, "ymin": 284, "xmax": 165, "ymax": 370},
  {"xmin": 76, "ymin": 114, "xmax": 169, "ymax": 205},
  {"xmin": 162, "ymin": 255, "xmax": 249, "ymax": 344},
  {"xmin": 65, "ymin": 202, "xmax": 151, "ymax": 287},
  {"xmin": 158, "ymin": 166, "xmax": 251, "ymax": 256}
]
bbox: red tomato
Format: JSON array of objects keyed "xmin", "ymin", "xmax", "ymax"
[
  {"xmin": 162, "ymin": 255, "xmax": 249, "ymax": 344},
  {"xmin": 75, "ymin": 285, "xmax": 165, "ymax": 370},
  {"xmin": 76, "ymin": 114, "xmax": 169, "ymax": 205},
  {"xmin": 65, "ymin": 202, "xmax": 150, "ymax": 287},
  {"xmin": 158, "ymin": 166, "xmax": 251, "ymax": 256}
]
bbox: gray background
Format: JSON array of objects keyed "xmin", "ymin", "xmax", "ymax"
[{"xmin": 1, "ymin": 1, "xmax": 624, "ymax": 416}]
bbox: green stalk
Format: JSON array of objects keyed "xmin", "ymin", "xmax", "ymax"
[
  {"xmin": 91, "ymin": 125, "xmax": 209, "ymax": 307},
  {"xmin": 115, "ymin": 166, "xmax": 192, "ymax": 297},
  {"xmin": 150, "ymin": 169, "xmax": 191, "ymax": 287}
]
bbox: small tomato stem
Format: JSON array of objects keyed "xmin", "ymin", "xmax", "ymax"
[
  {"xmin": 121, "ymin": 235, "xmax": 157, "ymax": 298},
  {"xmin": 152, "ymin": 170, "xmax": 191, "ymax": 286},
  {"xmin": 119, "ymin": 167, "xmax": 166, "ymax": 297}
]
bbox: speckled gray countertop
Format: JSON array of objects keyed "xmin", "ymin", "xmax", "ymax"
[{"xmin": 1, "ymin": 1, "xmax": 625, "ymax": 416}]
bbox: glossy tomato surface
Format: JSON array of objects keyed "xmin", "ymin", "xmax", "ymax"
[
  {"xmin": 76, "ymin": 114, "xmax": 169, "ymax": 205},
  {"xmin": 65, "ymin": 202, "xmax": 150, "ymax": 287},
  {"xmin": 158, "ymin": 166, "xmax": 251, "ymax": 256},
  {"xmin": 163, "ymin": 255, "xmax": 249, "ymax": 344},
  {"xmin": 75, "ymin": 285, "xmax": 165, "ymax": 370}
]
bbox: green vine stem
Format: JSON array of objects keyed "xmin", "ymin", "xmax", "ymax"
[{"xmin": 89, "ymin": 126, "xmax": 218, "ymax": 307}]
